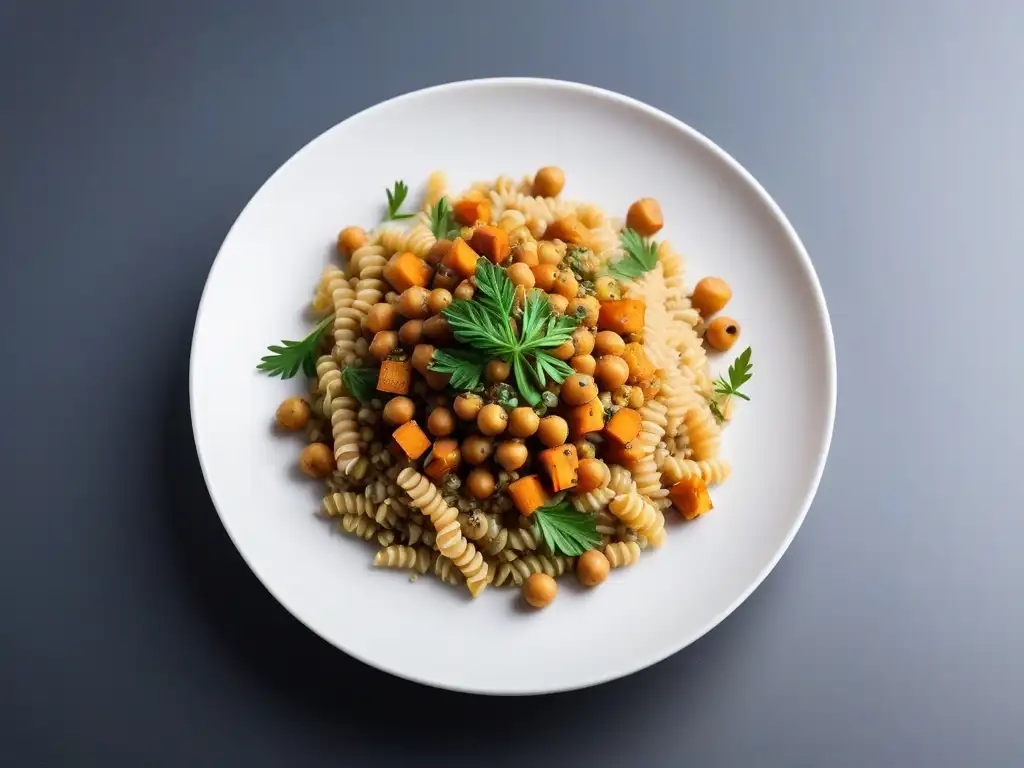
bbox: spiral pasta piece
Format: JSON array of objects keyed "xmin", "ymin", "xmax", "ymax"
[
  {"xmin": 339, "ymin": 513, "xmax": 379, "ymax": 541},
  {"xmin": 607, "ymin": 465, "xmax": 636, "ymax": 496},
  {"xmin": 604, "ymin": 541, "xmax": 642, "ymax": 569},
  {"xmin": 493, "ymin": 555, "xmax": 575, "ymax": 587},
  {"xmin": 682, "ymin": 403, "xmax": 721, "ymax": 460},
  {"xmin": 609, "ymin": 492, "xmax": 665, "ymax": 548},
  {"xmin": 663, "ymin": 457, "xmax": 732, "ymax": 486},
  {"xmin": 594, "ymin": 509, "xmax": 618, "ymax": 543},
  {"xmin": 377, "ymin": 223, "xmax": 436, "ymax": 259},
  {"xmin": 321, "ymin": 491, "xmax": 372, "ymax": 518},
  {"xmin": 433, "ymin": 553, "xmax": 464, "ymax": 586},
  {"xmin": 572, "ymin": 485, "xmax": 615, "ymax": 516},
  {"xmin": 373, "ymin": 545, "xmax": 431, "ymax": 573}
]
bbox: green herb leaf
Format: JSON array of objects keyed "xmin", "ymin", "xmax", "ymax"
[
  {"xmin": 532, "ymin": 500, "xmax": 602, "ymax": 557},
  {"xmin": 341, "ymin": 365, "xmax": 379, "ymax": 404},
  {"xmin": 428, "ymin": 348, "xmax": 487, "ymax": 391},
  {"xmin": 533, "ymin": 350, "xmax": 574, "ymax": 388},
  {"xmin": 708, "ymin": 346, "xmax": 753, "ymax": 423},
  {"xmin": 384, "ymin": 180, "xmax": 415, "ymax": 221},
  {"xmin": 428, "ymin": 196, "xmax": 455, "ymax": 240},
  {"xmin": 256, "ymin": 315, "xmax": 334, "ymax": 379},
  {"xmin": 474, "ymin": 259, "xmax": 517, "ymax": 322},
  {"xmin": 604, "ymin": 228, "xmax": 658, "ymax": 280}
]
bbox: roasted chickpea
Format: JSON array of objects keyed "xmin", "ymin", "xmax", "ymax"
[
  {"xmin": 548, "ymin": 294, "xmax": 569, "ymax": 315},
  {"xmin": 560, "ymin": 373, "xmax": 599, "ymax": 406},
  {"xmin": 410, "ymin": 343, "xmax": 435, "ymax": 375},
  {"xmin": 570, "ymin": 354, "xmax": 596, "ymax": 375},
  {"xmin": 299, "ymin": 442, "xmax": 334, "ymax": 478},
  {"xmin": 691, "ymin": 277, "xmax": 732, "ymax": 317},
  {"xmin": 369, "ymin": 331, "xmax": 398, "ymax": 361},
  {"xmin": 485, "ymin": 360, "xmax": 511, "ymax": 383},
  {"xmin": 512, "ymin": 240, "xmax": 538, "ymax": 266},
  {"xmin": 465, "ymin": 467, "xmax": 496, "ymax": 499},
  {"xmin": 432, "ymin": 265, "xmax": 460, "ymax": 291},
  {"xmin": 477, "ymin": 403, "xmax": 508, "ymax": 436},
  {"xmin": 569, "ymin": 295, "xmax": 600, "ymax": 327},
  {"xmin": 628, "ymin": 386, "xmax": 645, "ymax": 409},
  {"xmin": 460, "ymin": 510, "xmax": 489, "ymax": 541},
  {"xmin": 508, "ymin": 407, "xmax": 540, "ymax": 438},
  {"xmin": 523, "ymin": 572, "xmax": 557, "ymax": 608},
  {"xmin": 427, "ymin": 406, "xmax": 455, "ymax": 436},
  {"xmin": 594, "ymin": 355, "xmax": 630, "ymax": 390},
  {"xmin": 576, "ymin": 549, "xmax": 610, "ymax": 587},
  {"xmin": 552, "ymin": 271, "xmax": 579, "ymax": 299},
  {"xmin": 275, "ymin": 397, "xmax": 311, "ymax": 431},
  {"xmin": 398, "ymin": 319, "xmax": 424, "ymax": 346},
  {"xmin": 537, "ymin": 415, "xmax": 569, "ymax": 447},
  {"xmin": 572, "ymin": 327, "xmax": 595, "ymax": 356},
  {"xmin": 398, "ymin": 286, "xmax": 429, "ymax": 319},
  {"xmin": 575, "ymin": 458, "xmax": 608, "ymax": 493},
  {"xmin": 626, "ymin": 197, "xmax": 664, "ymax": 237},
  {"xmin": 461, "ymin": 433, "xmax": 494, "ymax": 465},
  {"xmin": 508, "ymin": 225, "xmax": 533, "ymax": 245},
  {"xmin": 574, "ymin": 439, "xmax": 597, "ymax": 459},
  {"xmin": 594, "ymin": 276, "xmax": 623, "ymax": 301},
  {"xmin": 551, "ymin": 340, "xmax": 575, "ymax": 361},
  {"xmin": 595, "ymin": 330, "xmax": 626, "ymax": 356},
  {"xmin": 495, "ymin": 440, "xmax": 528, "ymax": 471},
  {"xmin": 454, "ymin": 279, "xmax": 475, "ymax": 301},
  {"xmin": 537, "ymin": 240, "xmax": 564, "ymax": 266},
  {"xmin": 427, "ymin": 288, "xmax": 452, "ymax": 315},
  {"xmin": 532, "ymin": 166, "xmax": 566, "ymax": 198},
  {"xmin": 453, "ymin": 392, "xmax": 483, "ymax": 421},
  {"xmin": 337, "ymin": 226, "xmax": 367, "ymax": 256},
  {"xmin": 532, "ymin": 264, "xmax": 559, "ymax": 291},
  {"xmin": 383, "ymin": 396, "xmax": 415, "ymax": 425},
  {"xmin": 365, "ymin": 302, "xmax": 397, "ymax": 334},
  {"xmin": 423, "ymin": 315, "xmax": 453, "ymax": 343},
  {"xmin": 506, "ymin": 262, "xmax": 536, "ymax": 290},
  {"xmin": 705, "ymin": 317, "xmax": 741, "ymax": 351},
  {"xmin": 426, "ymin": 239, "xmax": 453, "ymax": 266}
]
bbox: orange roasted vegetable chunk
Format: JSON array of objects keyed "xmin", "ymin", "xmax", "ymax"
[
  {"xmin": 621, "ymin": 342, "xmax": 657, "ymax": 385},
  {"xmin": 469, "ymin": 225, "xmax": 510, "ymax": 264},
  {"xmin": 424, "ymin": 438, "xmax": 460, "ymax": 480},
  {"xmin": 441, "ymin": 238, "xmax": 479, "ymax": 280},
  {"xmin": 392, "ymin": 421, "xmax": 431, "ymax": 460},
  {"xmin": 508, "ymin": 475, "xmax": 550, "ymax": 516},
  {"xmin": 383, "ymin": 251, "xmax": 432, "ymax": 293},
  {"xmin": 544, "ymin": 216, "xmax": 590, "ymax": 246},
  {"xmin": 453, "ymin": 198, "xmax": 491, "ymax": 225},
  {"xmin": 603, "ymin": 439, "xmax": 645, "ymax": 466},
  {"xmin": 569, "ymin": 400, "xmax": 605, "ymax": 439},
  {"xmin": 669, "ymin": 476, "xmax": 714, "ymax": 520},
  {"xmin": 377, "ymin": 360, "xmax": 412, "ymax": 394},
  {"xmin": 604, "ymin": 407, "xmax": 642, "ymax": 445},
  {"xmin": 598, "ymin": 299, "xmax": 646, "ymax": 336},
  {"xmin": 539, "ymin": 444, "xmax": 579, "ymax": 492}
]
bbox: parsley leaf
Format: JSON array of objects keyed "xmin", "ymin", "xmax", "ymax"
[
  {"xmin": 604, "ymin": 228, "xmax": 658, "ymax": 280},
  {"xmin": 428, "ymin": 348, "xmax": 487, "ymax": 391},
  {"xmin": 708, "ymin": 346, "xmax": 753, "ymax": 423},
  {"xmin": 256, "ymin": 314, "xmax": 334, "ymax": 379},
  {"xmin": 384, "ymin": 180, "xmax": 415, "ymax": 221},
  {"xmin": 532, "ymin": 500, "xmax": 602, "ymax": 557},
  {"xmin": 428, "ymin": 196, "xmax": 460, "ymax": 240},
  {"xmin": 341, "ymin": 365, "xmax": 379, "ymax": 404}
]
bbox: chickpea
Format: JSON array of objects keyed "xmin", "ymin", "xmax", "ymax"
[
  {"xmin": 570, "ymin": 354, "xmax": 596, "ymax": 375},
  {"xmin": 595, "ymin": 330, "xmax": 626, "ymax": 356},
  {"xmin": 427, "ymin": 406, "xmax": 455, "ymax": 436},
  {"xmin": 537, "ymin": 241, "xmax": 564, "ymax": 266},
  {"xmin": 508, "ymin": 225, "xmax": 533, "ymax": 245},
  {"xmin": 399, "ymin": 286, "xmax": 429, "ymax": 319},
  {"xmin": 537, "ymin": 415, "xmax": 569, "ymax": 447},
  {"xmin": 485, "ymin": 360, "xmax": 511, "ymax": 383},
  {"xmin": 512, "ymin": 240, "xmax": 538, "ymax": 266},
  {"xmin": 572, "ymin": 327, "xmax": 595, "ymax": 356},
  {"xmin": 551, "ymin": 340, "xmax": 575, "ymax": 361},
  {"xmin": 369, "ymin": 330, "xmax": 398, "ymax": 361},
  {"xmin": 532, "ymin": 264, "xmax": 559, "ymax": 291},
  {"xmin": 574, "ymin": 439, "xmax": 597, "ymax": 460},
  {"xmin": 595, "ymin": 355, "xmax": 630, "ymax": 390},
  {"xmin": 506, "ymin": 262, "xmax": 536, "ymax": 290},
  {"xmin": 337, "ymin": 226, "xmax": 367, "ymax": 256},
  {"xmin": 560, "ymin": 373, "xmax": 599, "ymax": 406},
  {"xmin": 385, "ymin": 291, "xmax": 401, "ymax": 307},
  {"xmin": 427, "ymin": 288, "xmax": 453, "ymax": 315},
  {"xmin": 365, "ymin": 302, "xmax": 397, "ymax": 334},
  {"xmin": 477, "ymin": 403, "xmax": 508, "ymax": 436},
  {"xmin": 705, "ymin": 317, "xmax": 741, "ymax": 351},
  {"xmin": 275, "ymin": 397, "xmax": 311, "ymax": 431},
  {"xmin": 423, "ymin": 315, "xmax": 453, "ymax": 343},
  {"xmin": 465, "ymin": 468, "xmax": 496, "ymax": 499},
  {"xmin": 594, "ymin": 276, "xmax": 623, "ymax": 301},
  {"xmin": 575, "ymin": 458, "xmax": 608, "ymax": 493},
  {"xmin": 461, "ymin": 433, "xmax": 494, "ymax": 465},
  {"xmin": 495, "ymin": 440, "xmax": 528, "ymax": 471},
  {"xmin": 432, "ymin": 265, "xmax": 460, "ymax": 291},
  {"xmin": 548, "ymin": 294, "xmax": 569, "ymax": 315},
  {"xmin": 691, "ymin": 277, "xmax": 733, "ymax": 317},
  {"xmin": 626, "ymin": 198, "xmax": 664, "ymax": 237},
  {"xmin": 628, "ymin": 386, "xmax": 645, "ymax": 409},
  {"xmin": 523, "ymin": 572, "xmax": 557, "ymax": 608},
  {"xmin": 508, "ymin": 407, "xmax": 540, "ymax": 438},
  {"xmin": 552, "ymin": 271, "xmax": 579, "ymax": 299},
  {"xmin": 576, "ymin": 549, "xmax": 610, "ymax": 587},
  {"xmin": 410, "ymin": 343, "xmax": 435, "ymax": 375},
  {"xmin": 299, "ymin": 442, "xmax": 334, "ymax": 478},
  {"xmin": 454, "ymin": 280, "xmax": 475, "ymax": 301},
  {"xmin": 383, "ymin": 396, "xmax": 415, "ymax": 425},
  {"xmin": 398, "ymin": 319, "xmax": 424, "ymax": 346},
  {"xmin": 532, "ymin": 166, "xmax": 566, "ymax": 198},
  {"xmin": 426, "ymin": 239, "xmax": 453, "ymax": 266},
  {"xmin": 453, "ymin": 392, "xmax": 484, "ymax": 421},
  {"xmin": 568, "ymin": 296, "xmax": 600, "ymax": 327}
]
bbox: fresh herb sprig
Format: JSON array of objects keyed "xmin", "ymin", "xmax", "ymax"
[
  {"xmin": 604, "ymin": 228, "xmax": 658, "ymax": 281},
  {"xmin": 427, "ymin": 196, "xmax": 461, "ymax": 240},
  {"xmin": 532, "ymin": 499, "xmax": 602, "ymax": 557},
  {"xmin": 256, "ymin": 314, "xmax": 334, "ymax": 379},
  {"xmin": 708, "ymin": 346, "xmax": 753, "ymax": 423},
  {"xmin": 384, "ymin": 180, "xmax": 415, "ymax": 221},
  {"xmin": 429, "ymin": 260, "xmax": 578, "ymax": 405},
  {"xmin": 341, "ymin": 366, "xmax": 379, "ymax": 404}
]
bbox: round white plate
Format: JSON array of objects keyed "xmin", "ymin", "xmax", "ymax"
[{"xmin": 190, "ymin": 78, "xmax": 836, "ymax": 695}]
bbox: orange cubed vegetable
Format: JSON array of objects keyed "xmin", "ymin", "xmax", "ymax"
[
  {"xmin": 598, "ymin": 299, "xmax": 646, "ymax": 335},
  {"xmin": 441, "ymin": 238, "xmax": 479, "ymax": 280},
  {"xmin": 383, "ymin": 251, "xmax": 432, "ymax": 293},
  {"xmin": 469, "ymin": 225, "xmax": 510, "ymax": 264},
  {"xmin": 392, "ymin": 420, "xmax": 431, "ymax": 460},
  {"xmin": 569, "ymin": 400, "xmax": 605, "ymax": 439},
  {"xmin": 604, "ymin": 407, "xmax": 642, "ymax": 445},
  {"xmin": 544, "ymin": 216, "xmax": 590, "ymax": 246},
  {"xmin": 539, "ymin": 444, "xmax": 579, "ymax": 492},
  {"xmin": 622, "ymin": 342, "xmax": 657, "ymax": 384},
  {"xmin": 669, "ymin": 476, "xmax": 714, "ymax": 520},
  {"xmin": 508, "ymin": 475, "xmax": 550, "ymax": 516},
  {"xmin": 424, "ymin": 438, "xmax": 460, "ymax": 480},
  {"xmin": 603, "ymin": 439, "xmax": 645, "ymax": 466},
  {"xmin": 377, "ymin": 360, "xmax": 412, "ymax": 394},
  {"xmin": 453, "ymin": 198, "xmax": 491, "ymax": 225}
]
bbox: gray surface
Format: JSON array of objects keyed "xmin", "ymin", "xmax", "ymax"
[{"xmin": 1, "ymin": 0, "xmax": 1021, "ymax": 765}]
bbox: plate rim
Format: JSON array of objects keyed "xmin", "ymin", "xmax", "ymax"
[{"xmin": 189, "ymin": 76, "xmax": 838, "ymax": 695}]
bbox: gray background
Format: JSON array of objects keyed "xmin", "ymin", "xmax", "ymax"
[{"xmin": 1, "ymin": 0, "xmax": 1021, "ymax": 765}]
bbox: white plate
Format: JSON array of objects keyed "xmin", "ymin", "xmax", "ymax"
[{"xmin": 190, "ymin": 78, "xmax": 836, "ymax": 695}]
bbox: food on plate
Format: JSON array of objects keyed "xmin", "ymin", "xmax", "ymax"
[{"xmin": 256, "ymin": 168, "xmax": 755, "ymax": 602}]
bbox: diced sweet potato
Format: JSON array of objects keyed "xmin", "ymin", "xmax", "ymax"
[
  {"xmin": 469, "ymin": 225, "xmax": 510, "ymax": 264},
  {"xmin": 424, "ymin": 438, "xmax": 460, "ymax": 480},
  {"xmin": 508, "ymin": 475, "xmax": 550, "ymax": 516},
  {"xmin": 669, "ymin": 476, "xmax": 713, "ymax": 520},
  {"xmin": 544, "ymin": 216, "xmax": 590, "ymax": 246},
  {"xmin": 377, "ymin": 360, "xmax": 412, "ymax": 394},
  {"xmin": 598, "ymin": 299, "xmax": 646, "ymax": 335},
  {"xmin": 441, "ymin": 238, "xmax": 479, "ymax": 279},
  {"xmin": 383, "ymin": 251, "xmax": 432, "ymax": 293},
  {"xmin": 604, "ymin": 407, "xmax": 642, "ymax": 445},
  {"xmin": 602, "ymin": 439, "xmax": 645, "ymax": 466},
  {"xmin": 453, "ymin": 198, "xmax": 491, "ymax": 225},
  {"xmin": 392, "ymin": 421, "xmax": 431, "ymax": 460},
  {"xmin": 569, "ymin": 400, "xmax": 605, "ymax": 439},
  {"xmin": 622, "ymin": 342, "xmax": 657, "ymax": 385},
  {"xmin": 539, "ymin": 444, "xmax": 579, "ymax": 492}
]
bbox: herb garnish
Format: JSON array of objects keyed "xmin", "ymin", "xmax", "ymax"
[
  {"xmin": 384, "ymin": 180, "xmax": 415, "ymax": 221},
  {"xmin": 708, "ymin": 346, "xmax": 753, "ymax": 423},
  {"xmin": 341, "ymin": 366, "xmax": 379, "ymax": 404},
  {"xmin": 427, "ymin": 196, "xmax": 461, "ymax": 240},
  {"xmin": 256, "ymin": 314, "xmax": 334, "ymax": 379},
  {"xmin": 603, "ymin": 228, "xmax": 658, "ymax": 281},
  {"xmin": 532, "ymin": 499, "xmax": 602, "ymax": 557}
]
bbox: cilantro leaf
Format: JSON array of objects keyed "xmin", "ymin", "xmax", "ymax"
[
  {"xmin": 604, "ymin": 228, "xmax": 658, "ymax": 280},
  {"xmin": 532, "ymin": 500, "xmax": 602, "ymax": 557},
  {"xmin": 428, "ymin": 196, "xmax": 455, "ymax": 240},
  {"xmin": 384, "ymin": 180, "xmax": 415, "ymax": 221},
  {"xmin": 340, "ymin": 365, "xmax": 379, "ymax": 404},
  {"xmin": 428, "ymin": 348, "xmax": 487, "ymax": 391},
  {"xmin": 708, "ymin": 346, "xmax": 753, "ymax": 423},
  {"xmin": 474, "ymin": 259, "xmax": 517, "ymax": 321},
  {"xmin": 256, "ymin": 314, "xmax": 334, "ymax": 379}
]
